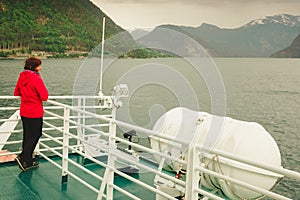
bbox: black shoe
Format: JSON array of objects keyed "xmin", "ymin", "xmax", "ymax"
[
  {"xmin": 25, "ymin": 162, "xmax": 39, "ymax": 170},
  {"xmin": 15, "ymin": 156, "xmax": 26, "ymax": 172}
]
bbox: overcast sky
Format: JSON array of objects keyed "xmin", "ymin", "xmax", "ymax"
[{"xmin": 91, "ymin": 0, "xmax": 300, "ymax": 30}]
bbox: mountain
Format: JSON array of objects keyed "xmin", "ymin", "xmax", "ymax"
[
  {"xmin": 243, "ymin": 14, "xmax": 300, "ymax": 27},
  {"xmin": 270, "ymin": 33, "xmax": 300, "ymax": 58},
  {"xmin": 130, "ymin": 29, "xmax": 151, "ymax": 40},
  {"xmin": 142, "ymin": 14, "xmax": 300, "ymax": 57},
  {"xmin": 137, "ymin": 24, "xmax": 217, "ymax": 57},
  {"xmin": 0, "ymin": 0, "xmax": 126, "ymax": 57}
]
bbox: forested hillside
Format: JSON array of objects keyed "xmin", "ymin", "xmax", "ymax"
[{"xmin": 0, "ymin": 0, "xmax": 124, "ymax": 57}]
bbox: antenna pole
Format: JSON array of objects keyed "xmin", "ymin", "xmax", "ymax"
[{"xmin": 99, "ymin": 17, "xmax": 105, "ymax": 96}]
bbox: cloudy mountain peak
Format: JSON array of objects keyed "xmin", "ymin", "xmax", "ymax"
[{"xmin": 244, "ymin": 14, "xmax": 300, "ymax": 27}]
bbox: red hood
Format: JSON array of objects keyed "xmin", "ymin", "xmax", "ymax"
[
  {"xmin": 19, "ymin": 70, "xmax": 37, "ymax": 84},
  {"xmin": 18, "ymin": 70, "xmax": 39, "ymax": 97}
]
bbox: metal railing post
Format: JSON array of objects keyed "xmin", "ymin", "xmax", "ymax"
[
  {"xmin": 185, "ymin": 144, "xmax": 200, "ymax": 200},
  {"xmin": 106, "ymin": 117, "xmax": 117, "ymax": 199},
  {"xmin": 97, "ymin": 105, "xmax": 117, "ymax": 200},
  {"xmin": 77, "ymin": 97, "xmax": 84, "ymax": 152},
  {"xmin": 62, "ymin": 107, "xmax": 70, "ymax": 183}
]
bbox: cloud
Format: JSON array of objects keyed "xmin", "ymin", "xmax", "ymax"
[
  {"xmin": 103, "ymin": 0, "xmax": 298, "ymax": 4},
  {"xmin": 100, "ymin": 0, "xmax": 300, "ymax": 12},
  {"xmin": 94, "ymin": 0, "xmax": 300, "ymax": 29}
]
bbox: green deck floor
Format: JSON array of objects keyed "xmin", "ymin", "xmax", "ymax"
[{"xmin": 0, "ymin": 155, "xmax": 156, "ymax": 200}]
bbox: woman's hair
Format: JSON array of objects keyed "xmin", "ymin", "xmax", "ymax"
[{"xmin": 24, "ymin": 57, "xmax": 42, "ymax": 71}]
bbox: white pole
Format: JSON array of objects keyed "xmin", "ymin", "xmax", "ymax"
[
  {"xmin": 62, "ymin": 107, "xmax": 70, "ymax": 183},
  {"xmin": 99, "ymin": 17, "xmax": 105, "ymax": 96}
]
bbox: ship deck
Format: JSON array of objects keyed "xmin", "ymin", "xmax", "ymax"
[
  {"xmin": 0, "ymin": 154, "xmax": 158, "ymax": 200},
  {"xmin": 1, "ymin": 96, "xmax": 300, "ymax": 200}
]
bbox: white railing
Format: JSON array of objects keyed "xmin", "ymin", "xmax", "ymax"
[
  {"xmin": 44, "ymin": 98, "xmax": 180, "ymax": 200},
  {"xmin": 0, "ymin": 96, "xmax": 300, "ymax": 200}
]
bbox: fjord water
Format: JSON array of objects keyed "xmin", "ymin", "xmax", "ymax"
[{"xmin": 0, "ymin": 58, "xmax": 299, "ymax": 198}]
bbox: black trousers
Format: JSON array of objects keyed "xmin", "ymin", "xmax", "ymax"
[{"xmin": 20, "ymin": 117, "xmax": 43, "ymax": 165}]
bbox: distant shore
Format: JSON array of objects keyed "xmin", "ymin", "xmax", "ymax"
[{"xmin": 0, "ymin": 51, "xmax": 89, "ymax": 60}]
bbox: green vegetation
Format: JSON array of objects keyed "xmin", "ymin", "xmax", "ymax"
[
  {"xmin": 0, "ymin": 0, "xmax": 175, "ymax": 59},
  {"xmin": 120, "ymin": 48, "xmax": 176, "ymax": 58},
  {"xmin": 0, "ymin": 0, "xmax": 124, "ymax": 58}
]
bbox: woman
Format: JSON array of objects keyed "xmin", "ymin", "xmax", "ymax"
[{"xmin": 14, "ymin": 57, "xmax": 48, "ymax": 172}]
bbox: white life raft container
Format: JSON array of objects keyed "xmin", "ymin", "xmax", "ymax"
[{"xmin": 150, "ymin": 107, "xmax": 282, "ymax": 199}]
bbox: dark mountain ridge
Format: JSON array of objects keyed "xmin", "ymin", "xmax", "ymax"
[
  {"xmin": 271, "ymin": 33, "xmax": 300, "ymax": 58},
  {"xmin": 143, "ymin": 14, "xmax": 300, "ymax": 57}
]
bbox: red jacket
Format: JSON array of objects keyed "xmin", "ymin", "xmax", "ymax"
[{"xmin": 14, "ymin": 70, "xmax": 48, "ymax": 118}]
